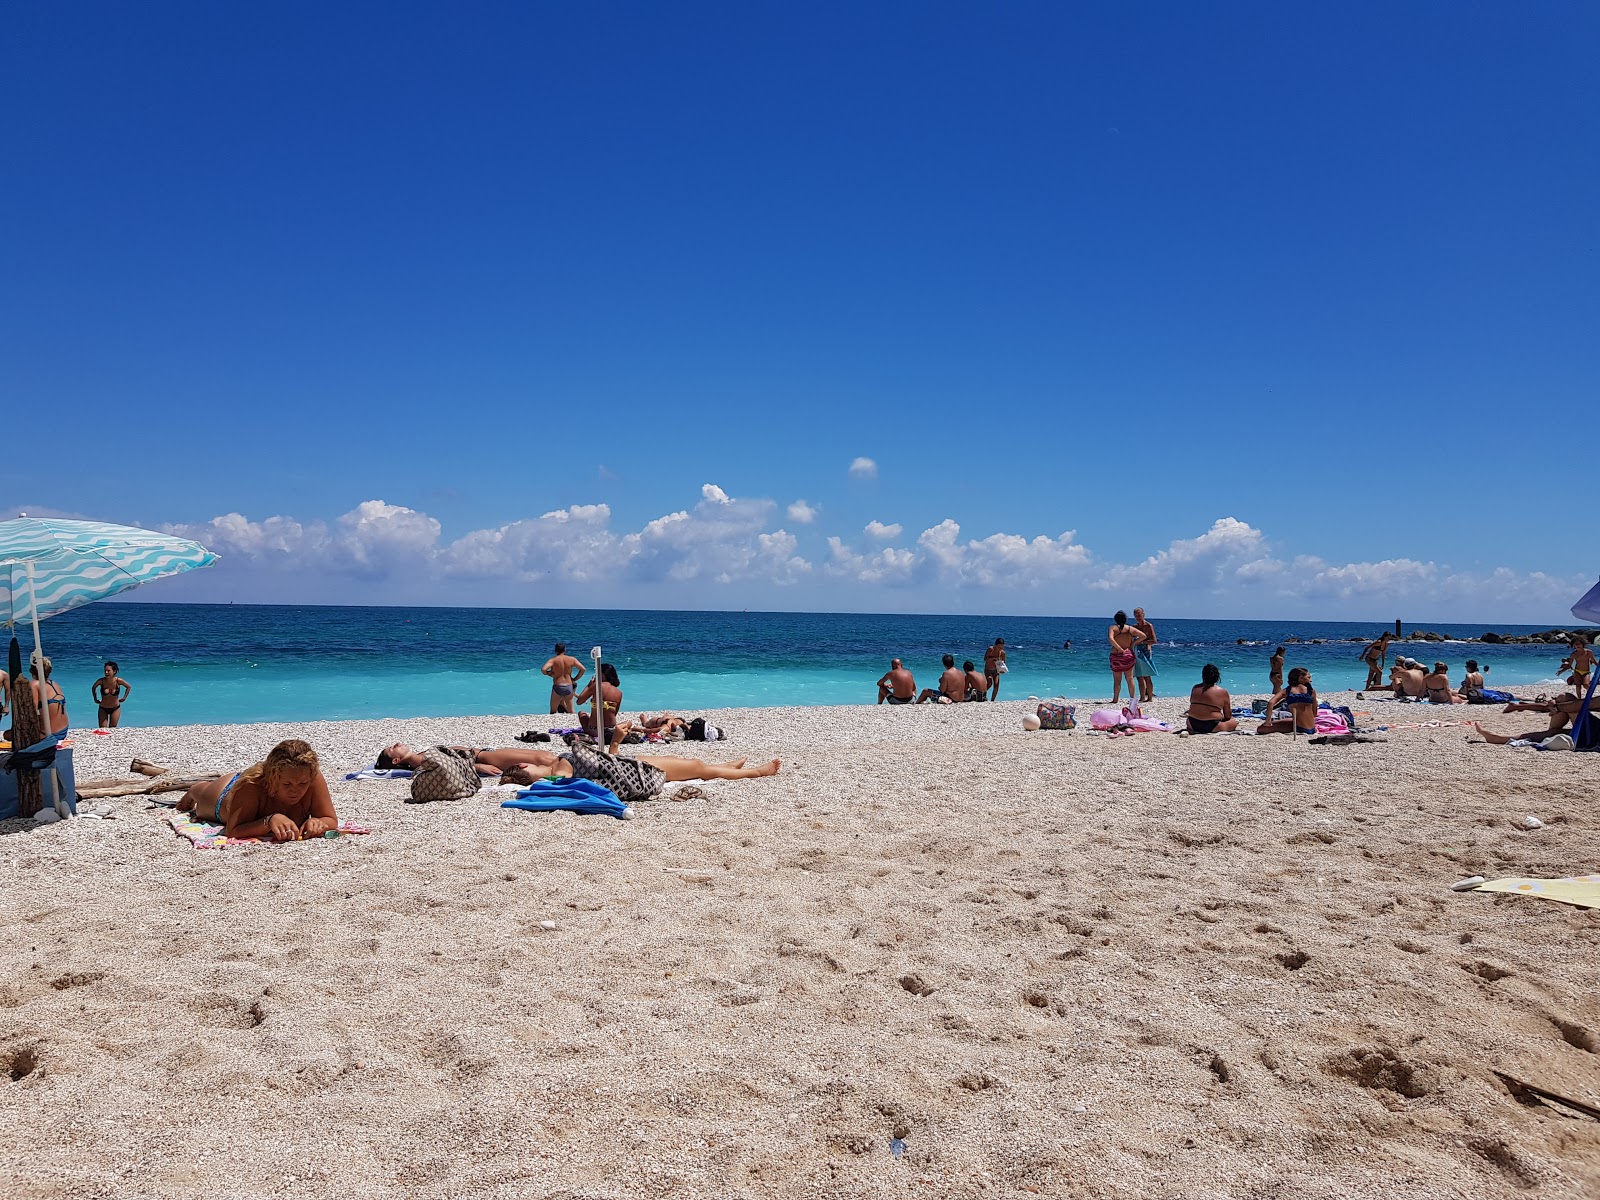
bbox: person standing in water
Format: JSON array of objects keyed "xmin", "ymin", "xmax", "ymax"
[
  {"xmin": 92, "ymin": 661, "xmax": 132, "ymax": 728},
  {"xmin": 541, "ymin": 643, "xmax": 587, "ymax": 714},
  {"xmin": 1269, "ymin": 646, "xmax": 1285, "ymax": 693}
]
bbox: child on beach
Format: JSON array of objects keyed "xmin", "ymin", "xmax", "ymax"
[{"xmin": 177, "ymin": 739, "xmax": 338, "ymax": 842}]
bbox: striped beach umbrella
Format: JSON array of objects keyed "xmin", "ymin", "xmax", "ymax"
[
  {"xmin": 0, "ymin": 517, "xmax": 216, "ymax": 817},
  {"xmin": 0, "ymin": 517, "xmax": 217, "ymax": 627}
]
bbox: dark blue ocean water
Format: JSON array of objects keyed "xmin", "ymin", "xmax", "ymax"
[{"xmin": 7, "ymin": 603, "xmax": 1579, "ymax": 728}]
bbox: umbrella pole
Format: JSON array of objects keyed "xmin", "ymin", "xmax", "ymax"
[
  {"xmin": 25, "ymin": 563, "xmax": 62, "ymax": 817},
  {"xmin": 591, "ymin": 646, "xmax": 604, "ymax": 753}
]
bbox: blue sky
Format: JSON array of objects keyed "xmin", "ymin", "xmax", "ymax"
[{"xmin": 2, "ymin": 2, "xmax": 1594, "ymax": 621}]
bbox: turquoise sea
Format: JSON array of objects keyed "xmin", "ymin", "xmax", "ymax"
[{"xmin": 7, "ymin": 603, "xmax": 1582, "ymax": 728}]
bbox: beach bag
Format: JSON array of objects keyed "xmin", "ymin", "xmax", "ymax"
[
  {"xmin": 409, "ymin": 745, "xmax": 481, "ymax": 803},
  {"xmin": 1036, "ymin": 700, "xmax": 1075, "ymax": 730}
]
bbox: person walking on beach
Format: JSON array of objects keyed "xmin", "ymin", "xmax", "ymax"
[
  {"xmin": 1107, "ymin": 612, "xmax": 1147, "ymax": 705},
  {"xmin": 1565, "ymin": 636, "xmax": 1595, "ymax": 694},
  {"xmin": 541, "ymin": 643, "xmax": 586, "ymax": 714},
  {"xmin": 1359, "ymin": 633, "xmax": 1392, "ymax": 690},
  {"xmin": 92, "ymin": 661, "xmax": 132, "ymax": 728},
  {"xmin": 917, "ymin": 654, "xmax": 966, "ymax": 704},
  {"xmin": 1269, "ymin": 646, "xmax": 1285, "ymax": 692},
  {"xmin": 877, "ymin": 659, "xmax": 916, "ymax": 705},
  {"xmin": 1132, "ymin": 608, "xmax": 1157, "ymax": 702},
  {"xmin": 983, "ymin": 637, "xmax": 1007, "ymax": 700}
]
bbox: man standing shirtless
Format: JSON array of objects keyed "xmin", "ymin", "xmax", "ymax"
[
  {"xmin": 541, "ymin": 643, "xmax": 586, "ymax": 714},
  {"xmin": 1132, "ymin": 608, "xmax": 1157, "ymax": 702}
]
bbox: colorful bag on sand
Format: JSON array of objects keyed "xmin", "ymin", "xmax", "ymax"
[
  {"xmin": 1036, "ymin": 700, "xmax": 1076, "ymax": 731},
  {"xmin": 409, "ymin": 745, "xmax": 481, "ymax": 803}
]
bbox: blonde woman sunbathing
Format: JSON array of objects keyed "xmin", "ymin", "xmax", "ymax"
[{"xmin": 177, "ymin": 739, "xmax": 338, "ymax": 842}]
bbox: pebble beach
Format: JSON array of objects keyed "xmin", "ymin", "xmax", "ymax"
[{"xmin": 3, "ymin": 689, "xmax": 1598, "ymax": 1199}]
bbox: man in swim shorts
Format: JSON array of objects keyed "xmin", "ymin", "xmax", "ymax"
[
  {"xmin": 917, "ymin": 654, "xmax": 966, "ymax": 704},
  {"xmin": 92, "ymin": 660, "xmax": 132, "ymax": 728},
  {"xmin": 877, "ymin": 659, "xmax": 916, "ymax": 705},
  {"xmin": 541, "ymin": 643, "xmax": 586, "ymax": 714},
  {"xmin": 963, "ymin": 660, "xmax": 988, "ymax": 702},
  {"xmin": 1132, "ymin": 608, "xmax": 1157, "ymax": 702}
]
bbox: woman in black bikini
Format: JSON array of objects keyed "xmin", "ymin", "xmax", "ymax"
[
  {"xmin": 1185, "ymin": 664, "xmax": 1239, "ymax": 734},
  {"xmin": 1256, "ymin": 667, "xmax": 1318, "ymax": 736},
  {"xmin": 1423, "ymin": 661, "xmax": 1464, "ymax": 704}
]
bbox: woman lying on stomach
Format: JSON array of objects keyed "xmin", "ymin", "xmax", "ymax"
[{"xmin": 177, "ymin": 738, "xmax": 337, "ymax": 841}]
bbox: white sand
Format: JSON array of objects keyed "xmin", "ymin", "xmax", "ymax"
[{"xmin": 3, "ymin": 690, "xmax": 1598, "ymax": 1198}]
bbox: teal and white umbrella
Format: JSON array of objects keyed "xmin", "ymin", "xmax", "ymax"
[
  {"xmin": 0, "ymin": 517, "xmax": 217, "ymax": 628},
  {"xmin": 0, "ymin": 517, "xmax": 217, "ymax": 816}
]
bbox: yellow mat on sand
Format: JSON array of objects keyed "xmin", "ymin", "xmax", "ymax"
[{"xmin": 1476, "ymin": 875, "xmax": 1600, "ymax": 909}]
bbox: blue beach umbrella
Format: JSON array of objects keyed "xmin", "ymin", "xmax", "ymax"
[{"xmin": 0, "ymin": 516, "xmax": 217, "ymax": 814}]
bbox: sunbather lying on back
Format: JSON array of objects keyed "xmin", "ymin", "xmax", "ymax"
[
  {"xmin": 376, "ymin": 743, "xmax": 552, "ymax": 777},
  {"xmin": 491, "ymin": 743, "xmax": 780, "ymax": 803}
]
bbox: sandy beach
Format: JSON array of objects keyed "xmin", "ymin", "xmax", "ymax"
[{"xmin": 3, "ymin": 690, "xmax": 1597, "ymax": 1199}]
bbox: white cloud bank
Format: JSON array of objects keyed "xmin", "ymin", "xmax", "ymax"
[{"xmin": 154, "ymin": 500, "xmax": 1579, "ymax": 621}]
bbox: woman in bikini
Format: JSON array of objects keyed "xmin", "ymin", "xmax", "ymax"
[
  {"xmin": 1185, "ymin": 664, "xmax": 1239, "ymax": 734},
  {"xmin": 575, "ymin": 663, "xmax": 628, "ymax": 750},
  {"xmin": 1256, "ymin": 667, "xmax": 1318, "ymax": 736},
  {"xmin": 376, "ymin": 743, "xmax": 562, "ymax": 776},
  {"xmin": 1423, "ymin": 662, "xmax": 1464, "ymax": 704},
  {"xmin": 27, "ymin": 655, "xmax": 69, "ymax": 735},
  {"xmin": 1107, "ymin": 611, "xmax": 1147, "ymax": 706},
  {"xmin": 176, "ymin": 739, "xmax": 338, "ymax": 842}
]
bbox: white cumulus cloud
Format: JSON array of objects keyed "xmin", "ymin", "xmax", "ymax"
[
  {"xmin": 787, "ymin": 500, "xmax": 818, "ymax": 524},
  {"xmin": 701, "ymin": 483, "xmax": 730, "ymax": 505},
  {"xmin": 848, "ymin": 456, "xmax": 878, "ymax": 479},
  {"xmin": 864, "ymin": 520, "xmax": 902, "ymax": 540}
]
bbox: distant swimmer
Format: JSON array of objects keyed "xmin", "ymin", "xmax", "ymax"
[
  {"xmin": 92, "ymin": 660, "xmax": 132, "ymax": 728},
  {"xmin": 541, "ymin": 642, "xmax": 587, "ymax": 715},
  {"xmin": 877, "ymin": 658, "xmax": 916, "ymax": 705},
  {"xmin": 1062, "ymin": 640, "xmax": 1072, "ymax": 651}
]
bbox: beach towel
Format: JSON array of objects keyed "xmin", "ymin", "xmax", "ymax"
[
  {"xmin": 503, "ymin": 778, "xmax": 631, "ymax": 820},
  {"xmin": 345, "ymin": 767, "xmax": 414, "ymax": 780},
  {"xmin": 165, "ymin": 813, "xmax": 371, "ymax": 850},
  {"xmin": 1467, "ymin": 875, "xmax": 1600, "ymax": 910}
]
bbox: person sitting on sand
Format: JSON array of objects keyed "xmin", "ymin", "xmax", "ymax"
[
  {"xmin": 1184, "ymin": 664, "xmax": 1239, "ymax": 734},
  {"xmin": 1388, "ymin": 659, "xmax": 1427, "ymax": 699},
  {"xmin": 575, "ymin": 663, "xmax": 627, "ymax": 750},
  {"xmin": 27, "ymin": 654, "xmax": 69, "ymax": 736},
  {"xmin": 1471, "ymin": 691, "xmax": 1595, "ymax": 746},
  {"xmin": 877, "ymin": 659, "xmax": 916, "ymax": 705},
  {"xmin": 1257, "ymin": 667, "xmax": 1318, "ymax": 736},
  {"xmin": 963, "ymin": 660, "xmax": 988, "ymax": 702},
  {"xmin": 1423, "ymin": 662, "xmax": 1465, "ymax": 704},
  {"xmin": 177, "ymin": 738, "xmax": 338, "ymax": 842},
  {"xmin": 917, "ymin": 654, "xmax": 965, "ymax": 704},
  {"xmin": 1459, "ymin": 659, "xmax": 1485, "ymax": 697}
]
